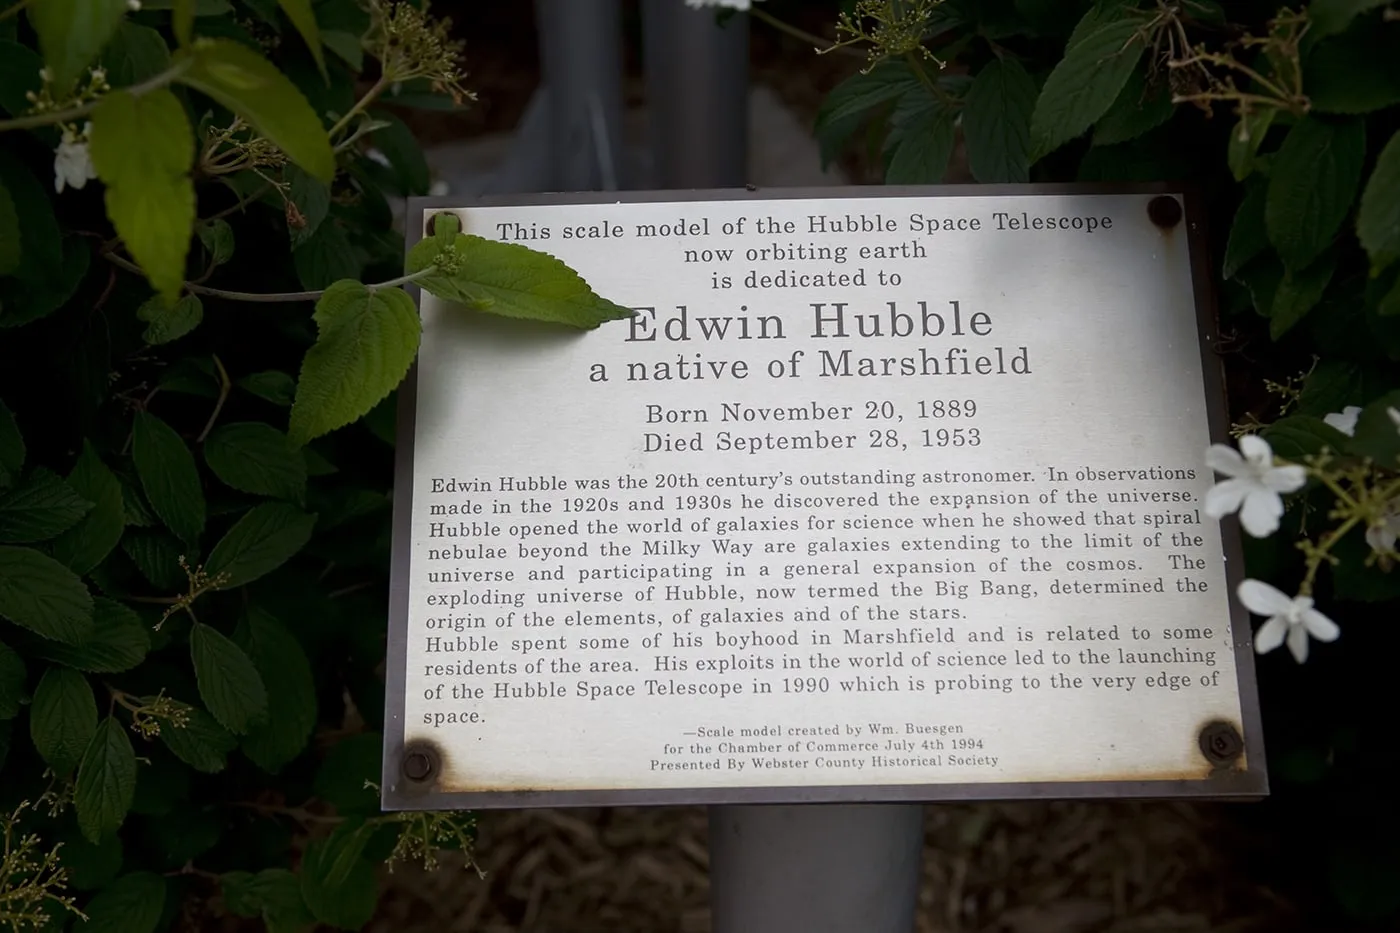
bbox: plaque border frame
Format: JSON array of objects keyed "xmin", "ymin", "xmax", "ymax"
[{"xmin": 382, "ymin": 183, "xmax": 1268, "ymax": 810}]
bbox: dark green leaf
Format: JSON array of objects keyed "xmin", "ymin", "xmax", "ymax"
[
  {"xmin": 90, "ymin": 88, "xmax": 194, "ymax": 303},
  {"xmin": 1306, "ymin": 26, "xmax": 1400, "ymax": 114},
  {"xmin": 179, "ymin": 39, "xmax": 334, "ymax": 182},
  {"xmin": 0, "ymin": 38, "xmax": 43, "ymax": 117},
  {"xmin": 121, "ymin": 529, "xmax": 186, "ymax": 590},
  {"xmin": 1309, "ymin": 0, "xmax": 1390, "ymax": 38},
  {"xmin": 321, "ymin": 30, "xmax": 362, "ymax": 70},
  {"xmin": 1378, "ymin": 277, "xmax": 1400, "ymax": 317},
  {"xmin": 30, "ymin": 666, "xmax": 97, "ymax": 774},
  {"xmin": 197, "ymin": 218, "xmax": 235, "ymax": 267},
  {"xmin": 75, "ymin": 717, "xmax": 137, "ymax": 844},
  {"xmin": 1350, "ymin": 390, "xmax": 1400, "ymax": 466},
  {"xmin": 0, "ymin": 149, "xmax": 63, "ymax": 303},
  {"xmin": 100, "ymin": 22, "xmax": 171, "ymax": 87},
  {"xmin": 0, "ymin": 640, "xmax": 23, "ymax": 719},
  {"xmin": 0, "ymin": 468, "xmax": 92, "ymax": 543},
  {"xmin": 223, "ymin": 868, "xmax": 314, "ymax": 932},
  {"xmin": 31, "ymin": 598, "xmax": 149, "ymax": 674},
  {"xmin": 75, "ymin": 872, "xmax": 166, "ymax": 933},
  {"xmin": 204, "ymin": 422, "xmax": 307, "ymax": 502},
  {"xmin": 0, "ymin": 399, "xmax": 22, "ymax": 489},
  {"xmin": 205, "ymin": 502, "xmax": 316, "ymax": 587},
  {"xmin": 1030, "ymin": 4, "xmax": 1147, "ymax": 158},
  {"xmin": 238, "ymin": 608, "xmax": 316, "ymax": 772},
  {"xmin": 138, "ymin": 294, "xmax": 203, "ymax": 345},
  {"xmin": 28, "ymin": 0, "xmax": 128, "ymax": 87},
  {"xmin": 132, "ymin": 411, "xmax": 205, "ymax": 544},
  {"xmin": 884, "ymin": 110, "xmax": 954, "ymax": 184},
  {"xmin": 288, "ymin": 281, "xmax": 419, "ymax": 445},
  {"xmin": 0, "ymin": 180, "xmax": 18, "ymax": 277},
  {"xmin": 813, "ymin": 61, "xmax": 919, "ymax": 168},
  {"xmin": 0, "ymin": 546, "xmax": 93, "ymax": 644},
  {"xmin": 59, "ymin": 826, "xmax": 123, "ymax": 890},
  {"xmin": 292, "ymin": 220, "xmax": 360, "ymax": 290},
  {"xmin": 313, "ymin": 731, "xmax": 380, "ymax": 814},
  {"xmin": 1357, "ymin": 129, "xmax": 1400, "ymax": 274},
  {"xmin": 1228, "ymin": 108, "xmax": 1275, "ymax": 182},
  {"xmin": 962, "ymin": 58, "xmax": 1036, "ymax": 183},
  {"xmin": 1261, "ymin": 415, "xmax": 1352, "ymax": 461},
  {"xmin": 1093, "ymin": 66, "xmax": 1171, "ymax": 145},
  {"xmin": 51, "ymin": 442, "xmax": 126, "ymax": 575},
  {"xmin": 1298, "ymin": 360, "xmax": 1395, "ymax": 415},
  {"xmin": 1270, "ymin": 252, "xmax": 1336, "ymax": 339},
  {"xmin": 366, "ymin": 110, "xmax": 430, "ymax": 195},
  {"xmin": 159, "ymin": 703, "xmax": 236, "ymax": 773},
  {"xmin": 1265, "ymin": 116, "xmax": 1366, "ymax": 272},
  {"xmin": 238, "ymin": 371, "xmax": 296, "ymax": 407},
  {"xmin": 286, "ymin": 165, "xmax": 330, "ymax": 248},
  {"xmin": 300, "ymin": 821, "xmax": 378, "ymax": 929},
  {"xmin": 1224, "ymin": 182, "xmax": 1267, "ymax": 280},
  {"xmin": 190, "ymin": 622, "xmax": 267, "ymax": 733}
]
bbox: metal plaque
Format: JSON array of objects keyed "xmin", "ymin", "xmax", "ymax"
[{"xmin": 382, "ymin": 185, "xmax": 1267, "ymax": 810}]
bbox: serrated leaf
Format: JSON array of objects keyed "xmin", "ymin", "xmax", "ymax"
[
  {"xmin": 0, "ymin": 640, "xmax": 23, "ymax": 719},
  {"xmin": 100, "ymin": 22, "xmax": 171, "ymax": 87},
  {"xmin": 1357, "ymin": 130, "xmax": 1400, "ymax": 275},
  {"xmin": 312, "ymin": 731, "xmax": 380, "ymax": 814},
  {"xmin": 190, "ymin": 622, "xmax": 267, "ymax": 734},
  {"xmin": 292, "ymin": 221, "xmax": 360, "ymax": 290},
  {"xmin": 238, "ymin": 371, "xmax": 296, "ymax": 407},
  {"xmin": 1030, "ymin": 4, "xmax": 1147, "ymax": 158},
  {"xmin": 408, "ymin": 227, "xmax": 633, "ymax": 330},
  {"xmin": 1270, "ymin": 252, "xmax": 1336, "ymax": 339},
  {"xmin": 159, "ymin": 703, "xmax": 236, "ymax": 772},
  {"xmin": 0, "ymin": 546, "xmax": 93, "ymax": 644},
  {"xmin": 75, "ymin": 872, "xmax": 166, "ymax": 933},
  {"xmin": 1224, "ymin": 182, "xmax": 1268, "ymax": 280},
  {"xmin": 51, "ymin": 442, "xmax": 126, "ymax": 575},
  {"xmin": 137, "ymin": 293, "xmax": 203, "ymax": 345},
  {"xmin": 1093, "ymin": 66, "xmax": 1171, "ymax": 146},
  {"xmin": 238, "ymin": 608, "xmax": 316, "ymax": 772},
  {"xmin": 1350, "ymin": 390, "xmax": 1400, "ymax": 466},
  {"xmin": 179, "ymin": 39, "xmax": 334, "ymax": 182},
  {"xmin": 884, "ymin": 109, "xmax": 954, "ymax": 184},
  {"xmin": 1261, "ymin": 414, "xmax": 1352, "ymax": 461},
  {"xmin": 1228, "ymin": 108, "xmax": 1275, "ymax": 182},
  {"xmin": 1309, "ymin": 0, "xmax": 1391, "ymax": 38},
  {"xmin": 205, "ymin": 502, "xmax": 316, "ymax": 587},
  {"xmin": 366, "ymin": 110, "xmax": 429, "ymax": 195},
  {"xmin": 285, "ymin": 165, "xmax": 329, "ymax": 248},
  {"xmin": 288, "ymin": 282, "xmax": 419, "ymax": 445},
  {"xmin": 223, "ymin": 869, "xmax": 314, "ymax": 932},
  {"xmin": 0, "ymin": 180, "xmax": 19, "ymax": 276},
  {"xmin": 30, "ymin": 666, "xmax": 97, "ymax": 774},
  {"xmin": 0, "ymin": 468, "xmax": 92, "ymax": 543},
  {"xmin": 204, "ymin": 422, "xmax": 306, "ymax": 502},
  {"xmin": 132, "ymin": 411, "xmax": 205, "ymax": 544},
  {"xmin": 0, "ymin": 400, "xmax": 22, "ymax": 489},
  {"xmin": 31, "ymin": 598, "xmax": 149, "ymax": 674},
  {"xmin": 300, "ymin": 821, "xmax": 378, "ymax": 930},
  {"xmin": 121, "ymin": 529, "xmax": 186, "ymax": 590},
  {"xmin": 197, "ymin": 218, "xmax": 235, "ymax": 266},
  {"xmin": 1305, "ymin": 27, "xmax": 1400, "ymax": 115},
  {"xmin": 963, "ymin": 58, "xmax": 1037, "ymax": 184},
  {"xmin": 75, "ymin": 717, "xmax": 137, "ymax": 844},
  {"xmin": 89, "ymin": 88, "xmax": 195, "ymax": 304},
  {"xmin": 1265, "ymin": 116, "xmax": 1366, "ymax": 272},
  {"xmin": 27, "ymin": 0, "xmax": 128, "ymax": 87},
  {"xmin": 813, "ymin": 61, "xmax": 920, "ymax": 168}
]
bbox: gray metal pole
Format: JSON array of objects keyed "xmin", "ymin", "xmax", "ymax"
[
  {"xmin": 641, "ymin": 0, "xmax": 749, "ymax": 187},
  {"xmin": 637, "ymin": 6, "xmax": 925, "ymax": 932},
  {"xmin": 535, "ymin": 0, "xmax": 625, "ymax": 191},
  {"xmin": 710, "ymin": 805, "xmax": 925, "ymax": 933}
]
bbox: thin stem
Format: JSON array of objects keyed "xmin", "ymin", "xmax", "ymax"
[
  {"xmin": 906, "ymin": 52, "xmax": 954, "ymax": 106},
  {"xmin": 750, "ymin": 8, "xmax": 863, "ymax": 57},
  {"xmin": 105, "ymin": 252, "xmax": 435, "ymax": 302},
  {"xmin": 0, "ymin": 0, "xmax": 35, "ymax": 24},
  {"xmin": 328, "ymin": 74, "xmax": 390, "ymax": 141},
  {"xmin": 197, "ymin": 356, "xmax": 231, "ymax": 443},
  {"xmin": 205, "ymin": 181, "xmax": 275, "ymax": 223},
  {"xmin": 0, "ymin": 60, "xmax": 191, "ymax": 133}
]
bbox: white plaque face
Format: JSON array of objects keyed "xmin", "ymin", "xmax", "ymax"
[{"xmin": 383, "ymin": 187, "xmax": 1266, "ymax": 809}]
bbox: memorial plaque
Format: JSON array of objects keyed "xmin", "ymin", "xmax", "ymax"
[{"xmin": 382, "ymin": 186, "xmax": 1266, "ymax": 810}]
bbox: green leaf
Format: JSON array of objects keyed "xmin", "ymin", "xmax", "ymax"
[
  {"xmin": 121, "ymin": 529, "xmax": 186, "ymax": 590},
  {"xmin": 173, "ymin": 0, "xmax": 195, "ymax": 45},
  {"xmin": 285, "ymin": 165, "xmax": 330, "ymax": 248},
  {"xmin": 292, "ymin": 221, "xmax": 360, "ymax": 290},
  {"xmin": 1223, "ymin": 183, "xmax": 1268, "ymax": 280},
  {"xmin": 197, "ymin": 218, "xmax": 235, "ymax": 266},
  {"xmin": 0, "ymin": 180, "xmax": 19, "ymax": 277},
  {"xmin": 813, "ymin": 61, "xmax": 919, "ymax": 168},
  {"xmin": 1350, "ymin": 390, "xmax": 1400, "ymax": 466},
  {"xmin": 300, "ymin": 821, "xmax": 378, "ymax": 930},
  {"xmin": 1030, "ymin": 4, "xmax": 1147, "ymax": 158},
  {"xmin": 288, "ymin": 282, "xmax": 420, "ymax": 445},
  {"xmin": 366, "ymin": 110, "xmax": 430, "ymax": 195},
  {"xmin": 884, "ymin": 109, "xmax": 955, "ymax": 184},
  {"xmin": 1378, "ymin": 277, "xmax": 1400, "ymax": 317},
  {"xmin": 1305, "ymin": 27, "xmax": 1400, "ymax": 114},
  {"xmin": 100, "ymin": 22, "xmax": 171, "ymax": 87},
  {"xmin": 137, "ymin": 293, "xmax": 203, "ymax": 345},
  {"xmin": 0, "ymin": 400, "xmax": 22, "ymax": 489},
  {"xmin": 1265, "ymin": 116, "xmax": 1366, "ymax": 272},
  {"xmin": 0, "ymin": 640, "xmax": 23, "ymax": 719},
  {"xmin": 237, "ymin": 608, "xmax": 316, "ymax": 772},
  {"xmin": 321, "ymin": 30, "xmax": 362, "ymax": 71},
  {"xmin": 408, "ymin": 227, "xmax": 633, "ymax": 330},
  {"xmin": 312, "ymin": 731, "xmax": 380, "ymax": 814},
  {"xmin": 961, "ymin": 59, "xmax": 1036, "ymax": 183},
  {"xmin": 30, "ymin": 666, "xmax": 97, "ymax": 774},
  {"xmin": 159, "ymin": 703, "xmax": 236, "ymax": 773},
  {"xmin": 1260, "ymin": 415, "xmax": 1352, "ymax": 461},
  {"xmin": 1093, "ymin": 66, "xmax": 1171, "ymax": 146},
  {"xmin": 238, "ymin": 370, "xmax": 296, "ymax": 407},
  {"xmin": 132, "ymin": 411, "xmax": 205, "ymax": 544},
  {"xmin": 1270, "ymin": 252, "xmax": 1336, "ymax": 339},
  {"xmin": 51, "ymin": 442, "xmax": 126, "ymax": 575},
  {"xmin": 179, "ymin": 39, "xmax": 334, "ymax": 182},
  {"xmin": 0, "ymin": 38, "xmax": 44, "ymax": 117},
  {"xmin": 75, "ymin": 872, "xmax": 166, "ymax": 933},
  {"xmin": 27, "ymin": 0, "xmax": 128, "ymax": 87},
  {"xmin": 190, "ymin": 622, "xmax": 268, "ymax": 736},
  {"xmin": 1357, "ymin": 130, "xmax": 1400, "ymax": 275},
  {"xmin": 276, "ymin": 0, "xmax": 324, "ymax": 72},
  {"xmin": 0, "ymin": 468, "xmax": 92, "ymax": 543},
  {"xmin": 31, "ymin": 598, "xmax": 149, "ymax": 674},
  {"xmin": 205, "ymin": 502, "xmax": 316, "ymax": 587},
  {"xmin": 1309, "ymin": 0, "xmax": 1391, "ymax": 38},
  {"xmin": 59, "ymin": 825, "xmax": 123, "ymax": 890},
  {"xmin": 204, "ymin": 422, "xmax": 307, "ymax": 502},
  {"xmin": 89, "ymin": 88, "xmax": 195, "ymax": 303},
  {"xmin": 223, "ymin": 869, "xmax": 315, "ymax": 933},
  {"xmin": 1228, "ymin": 108, "xmax": 1275, "ymax": 182},
  {"xmin": 0, "ymin": 546, "xmax": 93, "ymax": 644},
  {"xmin": 0, "ymin": 149, "xmax": 64, "ymax": 315},
  {"xmin": 74, "ymin": 717, "xmax": 137, "ymax": 844}
]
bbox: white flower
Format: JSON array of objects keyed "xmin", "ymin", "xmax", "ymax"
[
  {"xmin": 53, "ymin": 122, "xmax": 97, "ymax": 194},
  {"xmin": 127, "ymin": 0, "xmax": 141, "ymax": 10},
  {"xmin": 1323, "ymin": 405, "xmax": 1362, "ymax": 436},
  {"xmin": 1366, "ymin": 501, "xmax": 1400, "ymax": 556},
  {"xmin": 1204, "ymin": 435, "xmax": 1306, "ymax": 538},
  {"xmin": 38, "ymin": 67, "xmax": 51, "ymax": 84},
  {"xmin": 1389, "ymin": 407, "xmax": 1400, "ymax": 431},
  {"xmin": 1238, "ymin": 579, "xmax": 1339, "ymax": 664},
  {"xmin": 685, "ymin": 0, "xmax": 756, "ymax": 9}
]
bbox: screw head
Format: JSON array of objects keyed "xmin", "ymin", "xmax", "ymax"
[
  {"xmin": 402, "ymin": 750, "xmax": 434, "ymax": 782},
  {"xmin": 1148, "ymin": 195, "xmax": 1183, "ymax": 229},
  {"xmin": 1198, "ymin": 721, "xmax": 1244, "ymax": 765}
]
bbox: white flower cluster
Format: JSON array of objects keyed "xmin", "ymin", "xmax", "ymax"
[
  {"xmin": 1206, "ymin": 407, "xmax": 1400, "ymax": 664},
  {"xmin": 684, "ymin": 0, "xmax": 761, "ymax": 9},
  {"xmin": 53, "ymin": 122, "xmax": 96, "ymax": 194}
]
